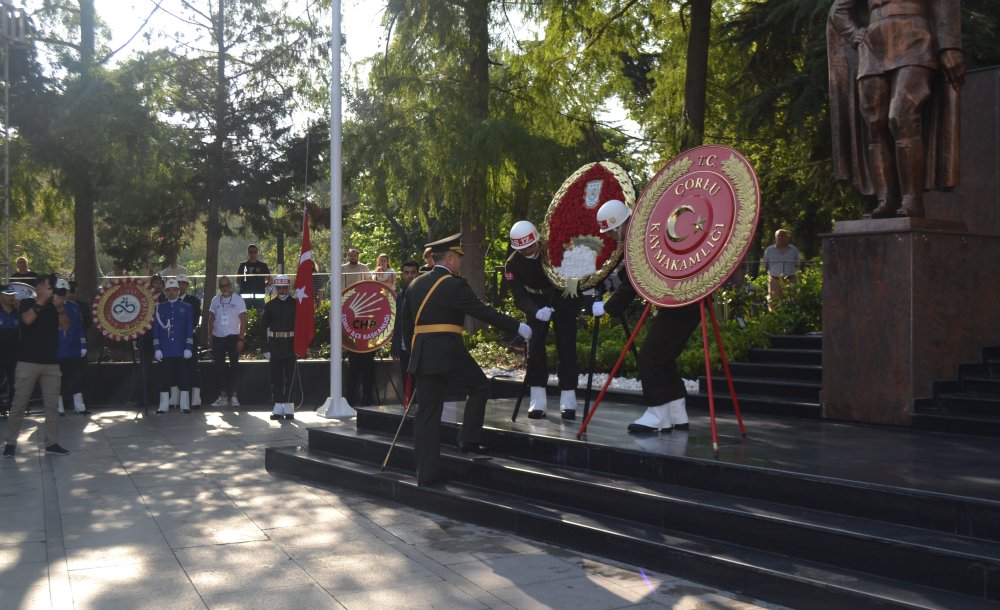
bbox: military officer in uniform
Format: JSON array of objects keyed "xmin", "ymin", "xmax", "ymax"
[
  {"xmin": 153, "ymin": 279, "xmax": 194, "ymax": 414},
  {"xmin": 592, "ymin": 200, "xmax": 701, "ymax": 433},
  {"xmin": 401, "ymin": 233, "xmax": 532, "ymax": 486},
  {"xmin": 505, "ymin": 220, "xmax": 581, "ymax": 420},
  {"xmin": 261, "ymin": 274, "xmax": 297, "ymax": 420}
]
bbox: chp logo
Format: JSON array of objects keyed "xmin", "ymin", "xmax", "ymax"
[
  {"xmin": 93, "ymin": 279, "xmax": 156, "ymax": 341},
  {"xmin": 341, "ymin": 280, "xmax": 396, "ymax": 353},
  {"xmin": 625, "ymin": 144, "xmax": 760, "ymax": 307}
]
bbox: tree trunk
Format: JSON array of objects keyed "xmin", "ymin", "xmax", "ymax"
[
  {"xmin": 682, "ymin": 0, "xmax": 711, "ymax": 150},
  {"xmin": 202, "ymin": 0, "xmax": 228, "ymax": 340},
  {"xmin": 459, "ymin": 0, "xmax": 490, "ymax": 328},
  {"xmin": 73, "ymin": 0, "xmax": 97, "ymax": 304}
]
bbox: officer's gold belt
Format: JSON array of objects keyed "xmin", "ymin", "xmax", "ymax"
[
  {"xmin": 870, "ymin": 3, "xmax": 923, "ymax": 21},
  {"xmin": 413, "ymin": 324, "xmax": 464, "ymax": 335},
  {"xmin": 268, "ymin": 331, "xmax": 295, "ymax": 338}
]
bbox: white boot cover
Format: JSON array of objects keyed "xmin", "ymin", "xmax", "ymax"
[
  {"xmin": 528, "ymin": 386, "xmax": 547, "ymax": 414},
  {"xmin": 180, "ymin": 391, "xmax": 191, "ymax": 413},
  {"xmin": 158, "ymin": 392, "xmax": 170, "ymax": 413},
  {"xmin": 668, "ymin": 397, "xmax": 688, "ymax": 427},
  {"xmin": 73, "ymin": 393, "xmax": 86, "ymax": 412},
  {"xmin": 559, "ymin": 389, "xmax": 577, "ymax": 412},
  {"xmin": 169, "ymin": 386, "xmax": 179, "ymax": 407}
]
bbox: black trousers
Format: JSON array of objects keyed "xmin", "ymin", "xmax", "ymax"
[
  {"xmin": 158, "ymin": 357, "xmax": 191, "ymax": 392},
  {"xmin": 59, "ymin": 357, "xmax": 86, "ymax": 406},
  {"xmin": 638, "ymin": 304, "xmax": 702, "ymax": 406},
  {"xmin": 413, "ymin": 355, "xmax": 489, "ymax": 484},
  {"xmin": 345, "ymin": 351, "xmax": 376, "ymax": 406},
  {"xmin": 0, "ymin": 354, "xmax": 16, "ymax": 406},
  {"xmin": 525, "ymin": 296, "xmax": 580, "ymax": 390},
  {"xmin": 212, "ymin": 335, "xmax": 240, "ymax": 395},
  {"xmin": 269, "ymin": 356, "xmax": 296, "ymax": 403}
]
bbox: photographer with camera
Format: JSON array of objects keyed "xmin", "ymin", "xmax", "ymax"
[{"xmin": 3, "ymin": 274, "xmax": 72, "ymax": 458}]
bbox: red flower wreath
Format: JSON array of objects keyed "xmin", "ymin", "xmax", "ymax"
[{"xmin": 547, "ymin": 164, "xmax": 625, "ymax": 269}]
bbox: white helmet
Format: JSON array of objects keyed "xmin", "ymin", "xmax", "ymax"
[
  {"xmin": 509, "ymin": 220, "xmax": 539, "ymax": 250},
  {"xmin": 164, "ymin": 279, "xmax": 180, "ymax": 290},
  {"xmin": 273, "ymin": 274, "xmax": 291, "ymax": 287},
  {"xmin": 597, "ymin": 199, "xmax": 631, "ymax": 233}
]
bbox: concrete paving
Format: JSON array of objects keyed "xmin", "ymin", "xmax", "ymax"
[{"xmin": 1, "ymin": 408, "xmax": 789, "ymax": 609}]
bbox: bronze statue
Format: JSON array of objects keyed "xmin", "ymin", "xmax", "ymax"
[{"xmin": 828, "ymin": 0, "xmax": 965, "ymax": 218}]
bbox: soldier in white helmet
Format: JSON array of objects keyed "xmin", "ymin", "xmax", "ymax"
[
  {"xmin": 593, "ymin": 199, "xmax": 701, "ymax": 434},
  {"xmin": 153, "ymin": 279, "xmax": 195, "ymax": 414},
  {"xmin": 504, "ymin": 220, "xmax": 581, "ymax": 420},
  {"xmin": 260, "ymin": 274, "xmax": 297, "ymax": 419}
]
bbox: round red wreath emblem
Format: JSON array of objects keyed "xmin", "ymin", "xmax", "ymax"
[
  {"xmin": 92, "ymin": 279, "xmax": 156, "ymax": 341},
  {"xmin": 341, "ymin": 280, "xmax": 396, "ymax": 354}
]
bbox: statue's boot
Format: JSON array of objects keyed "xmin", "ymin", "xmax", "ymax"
[
  {"xmin": 895, "ymin": 137, "xmax": 925, "ymax": 218},
  {"xmin": 866, "ymin": 140, "xmax": 899, "ymax": 219}
]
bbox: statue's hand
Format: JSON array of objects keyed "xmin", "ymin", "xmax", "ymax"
[
  {"xmin": 851, "ymin": 27, "xmax": 866, "ymax": 47},
  {"xmin": 940, "ymin": 49, "xmax": 966, "ymax": 89}
]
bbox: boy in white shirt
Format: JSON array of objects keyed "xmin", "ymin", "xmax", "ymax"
[{"xmin": 207, "ymin": 276, "xmax": 247, "ymax": 406}]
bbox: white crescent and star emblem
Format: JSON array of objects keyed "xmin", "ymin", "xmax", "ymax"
[{"xmin": 666, "ymin": 204, "xmax": 706, "ymax": 243}]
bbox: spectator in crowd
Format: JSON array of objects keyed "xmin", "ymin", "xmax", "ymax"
[
  {"xmin": 153, "ymin": 279, "xmax": 194, "ymax": 414},
  {"xmin": 237, "ymin": 244, "xmax": 271, "ymax": 310},
  {"xmin": 3, "ymin": 274, "xmax": 71, "ymax": 457},
  {"xmin": 55, "ymin": 279, "xmax": 89, "ymax": 416},
  {"xmin": 341, "ymin": 248, "xmax": 370, "ymax": 289},
  {"xmin": 390, "ymin": 260, "xmax": 420, "ymax": 390},
  {"xmin": 419, "ymin": 247, "xmax": 434, "ymax": 273},
  {"xmin": 160, "ymin": 254, "xmax": 187, "ymax": 280},
  {"xmin": 207, "ymin": 276, "xmax": 247, "ymax": 407},
  {"xmin": 101, "ymin": 261, "xmax": 127, "ymax": 289},
  {"xmin": 0, "ymin": 287, "xmax": 20, "ymax": 416},
  {"xmin": 260, "ymin": 274, "xmax": 297, "ymax": 420},
  {"xmin": 11, "ymin": 256, "xmax": 39, "ymax": 287},
  {"xmin": 761, "ymin": 229, "xmax": 801, "ymax": 311},
  {"xmin": 178, "ymin": 275, "xmax": 202, "ymax": 408},
  {"xmin": 373, "ymin": 253, "xmax": 396, "ymax": 289}
]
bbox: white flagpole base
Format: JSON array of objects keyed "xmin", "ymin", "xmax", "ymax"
[{"xmin": 316, "ymin": 396, "xmax": 356, "ymax": 419}]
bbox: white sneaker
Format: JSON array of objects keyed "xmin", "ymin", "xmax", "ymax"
[
  {"xmin": 211, "ymin": 396, "xmax": 229, "ymax": 407},
  {"xmin": 229, "ymin": 395, "xmax": 240, "ymax": 407}
]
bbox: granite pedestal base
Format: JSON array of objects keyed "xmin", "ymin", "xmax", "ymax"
[{"xmin": 822, "ymin": 220, "xmax": 1000, "ymax": 425}]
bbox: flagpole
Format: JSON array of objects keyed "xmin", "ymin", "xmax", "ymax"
[{"xmin": 318, "ymin": 0, "xmax": 353, "ymax": 418}]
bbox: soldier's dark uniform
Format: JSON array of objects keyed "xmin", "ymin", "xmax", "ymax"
[
  {"xmin": 402, "ymin": 235, "xmax": 521, "ymax": 485},
  {"xmin": 181, "ymin": 284, "xmax": 202, "ymax": 405},
  {"xmin": 260, "ymin": 293, "xmax": 297, "ymax": 418},
  {"xmin": 504, "ymin": 250, "xmax": 580, "ymax": 410},
  {"xmin": 604, "ymin": 268, "xmax": 701, "ymax": 416}
]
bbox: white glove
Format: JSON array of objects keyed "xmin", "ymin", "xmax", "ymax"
[
  {"xmin": 263, "ymin": 352, "xmax": 271, "ymax": 360},
  {"xmin": 517, "ymin": 323, "xmax": 532, "ymax": 341},
  {"xmin": 154, "ymin": 350, "xmax": 163, "ymax": 361},
  {"xmin": 183, "ymin": 349, "xmax": 192, "ymax": 359},
  {"xmin": 592, "ymin": 301, "xmax": 606, "ymax": 317},
  {"xmin": 80, "ymin": 348, "xmax": 87, "ymax": 357},
  {"xmin": 534, "ymin": 306, "xmax": 553, "ymax": 322}
]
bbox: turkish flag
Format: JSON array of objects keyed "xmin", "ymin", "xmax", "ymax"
[{"xmin": 293, "ymin": 210, "xmax": 316, "ymax": 357}]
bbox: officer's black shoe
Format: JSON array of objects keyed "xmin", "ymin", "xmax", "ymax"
[
  {"xmin": 627, "ymin": 423, "xmax": 660, "ymax": 434},
  {"xmin": 284, "ymin": 414, "xmax": 294, "ymax": 420},
  {"xmin": 181, "ymin": 409, "xmax": 191, "ymax": 414},
  {"xmin": 527, "ymin": 410, "xmax": 545, "ymax": 419},
  {"xmin": 269, "ymin": 413, "xmax": 282, "ymax": 421},
  {"xmin": 561, "ymin": 409, "xmax": 576, "ymax": 420},
  {"xmin": 417, "ymin": 475, "xmax": 449, "ymax": 487},
  {"xmin": 673, "ymin": 423, "xmax": 689, "ymax": 431},
  {"xmin": 75, "ymin": 410, "xmax": 92, "ymax": 415},
  {"xmin": 458, "ymin": 442, "xmax": 490, "ymax": 455}
]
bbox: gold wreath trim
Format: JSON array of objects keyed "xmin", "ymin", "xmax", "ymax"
[
  {"xmin": 541, "ymin": 161, "xmax": 636, "ymax": 292},
  {"xmin": 626, "ymin": 153, "xmax": 759, "ymax": 305}
]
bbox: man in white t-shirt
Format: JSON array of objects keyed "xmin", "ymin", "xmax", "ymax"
[
  {"xmin": 207, "ymin": 276, "xmax": 247, "ymax": 406},
  {"xmin": 761, "ymin": 229, "xmax": 801, "ymax": 311}
]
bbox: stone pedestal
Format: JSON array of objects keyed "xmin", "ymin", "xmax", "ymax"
[{"xmin": 821, "ymin": 220, "xmax": 1000, "ymax": 425}]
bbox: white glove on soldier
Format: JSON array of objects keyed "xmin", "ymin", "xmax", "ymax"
[
  {"xmin": 535, "ymin": 306, "xmax": 553, "ymax": 322},
  {"xmin": 264, "ymin": 352, "xmax": 271, "ymax": 360},
  {"xmin": 80, "ymin": 348, "xmax": 87, "ymax": 357},
  {"xmin": 183, "ymin": 349, "xmax": 192, "ymax": 359},
  {"xmin": 592, "ymin": 301, "xmax": 606, "ymax": 317},
  {"xmin": 154, "ymin": 350, "xmax": 163, "ymax": 361},
  {"xmin": 517, "ymin": 323, "xmax": 532, "ymax": 341}
]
